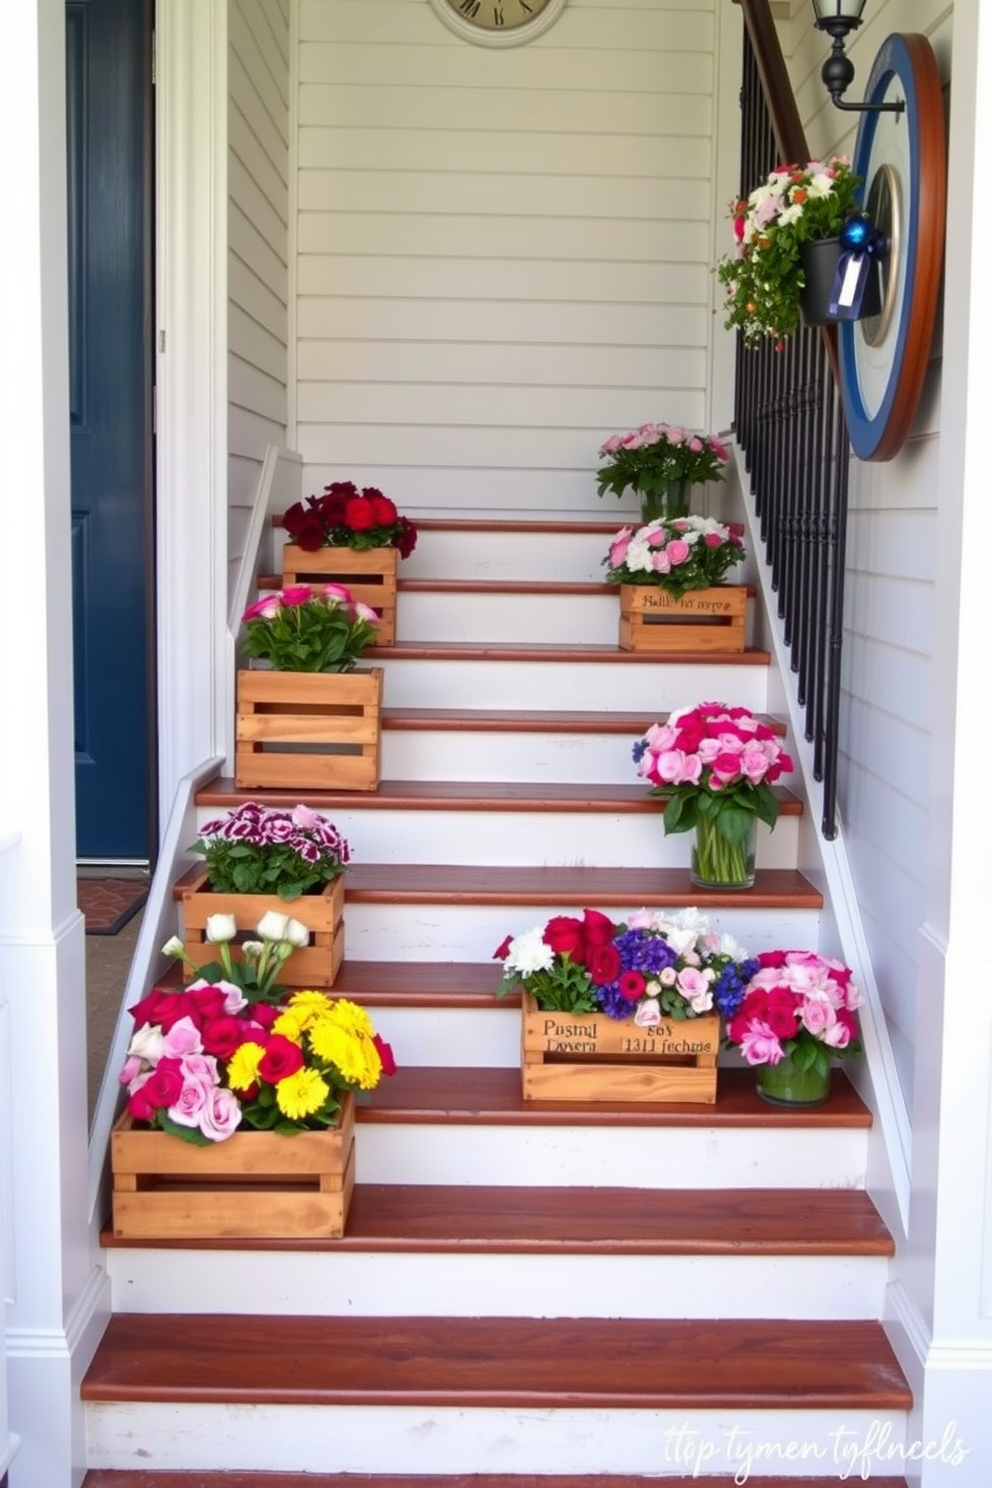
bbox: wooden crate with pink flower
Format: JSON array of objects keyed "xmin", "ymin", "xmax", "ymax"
[
  {"xmin": 279, "ymin": 481, "xmax": 419, "ymax": 646},
  {"xmin": 605, "ymin": 514, "xmax": 747, "ymax": 654},
  {"xmin": 497, "ymin": 907, "xmax": 756, "ymax": 1105}
]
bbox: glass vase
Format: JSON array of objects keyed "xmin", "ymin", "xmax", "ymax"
[
  {"xmin": 636, "ymin": 478, "xmax": 691, "ymax": 524},
  {"xmin": 755, "ymin": 1051, "xmax": 831, "ymax": 1107},
  {"xmin": 690, "ymin": 814, "xmax": 756, "ymax": 890}
]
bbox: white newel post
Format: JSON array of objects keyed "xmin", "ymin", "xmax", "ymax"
[{"xmin": 0, "ymin": 3, "xmax": 110, "ymax": 1486}]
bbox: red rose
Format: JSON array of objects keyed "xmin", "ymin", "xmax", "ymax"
[
  {"xmin": 582, "ymin": 908, "xmax": 618, "ymax": 947},
  {"xmin": 128, "ymin": 988, "xmax": 179, "ymax": 1029},
  {"xmin": 250, "ymin": 1002, "xmax": 281, "ymax": 1029},
  {"xmin": 127, "ymin": 1085, "xmax": 157, "ymax": 1122},
  {"xmin": 373, "ymin": 1034, "xmax": 397, "ymax": 1076},
  {"xmin": 370, "ymin": 495, "xmax": 397, "ymax": 526},
  {"xmin": 757, "ymin": 950, "xmax": 787, "ymax": 968},
  {"xmin": 293, "ymin": 514, "xmax": 326, "ymax": 552},
  {"xmin": 257, "ymin": 1035, "xmax": 305, "ymax": 1083},
  {"xmin": 765, "ymin": 988, "xmax": 801, "ymax": 1040},
  {"xmin": 142, "ymin": 1058, "xmax": 185, "ymax": 1110},
  {"xmin": 147, "ymin": 993, "xmax": 189, "ymax": 1032},
  {"xmin": 542, "ymin": 915, "xmax": 586, "ymax": 960},
  {"xmin": 492, "ymin": 935, "xmax": 512, "ymax": 961},
  {"xmin": 344, "ymin": 496, "xmax": 376, "ymax": 531},
  {"xmin": 201, "ymin": 1015, "xmax": 249, "ymax": 1059},
  {"xmin": 588, "ymin": 943, "xmax": 622, "ymax": 986},
  {"xmin": 185, "ymin": 987, "xmax": 227, "ymax": 1023}
]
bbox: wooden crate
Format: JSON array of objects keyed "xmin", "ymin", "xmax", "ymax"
[
  {"xmin": 281, "ymin": 545, "xmax": 398, "ymax": 645},
  {"xmin": 235, "ymin": 666, "xmax": 382, "ymax": 792},
  {"xmin": 110, "ymin": 1091, "xmax": 356, "ymax": 1239},
  {"xmin": 521, "ymin": 993, "xmax": 719, "ymax": 1103},
  {"xmin": 179, "ymin": 869, "xmax": 345, "ymax": 988},
  {"xmin": 619, "ymin": 584, "xmax": 746, "ymax": 653}
]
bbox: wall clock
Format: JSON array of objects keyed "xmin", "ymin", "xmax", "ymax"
[
  {"xmin": 838, "ymin": 33, "xmax": 946, "ymax": 462},
  {"xmin": 428, "ymin": 0, "xmax": 567, "ymax": 48}
]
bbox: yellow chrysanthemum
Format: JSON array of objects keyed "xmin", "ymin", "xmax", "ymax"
[
  {"xmin": 322, "ymin": 997, "xmax": 375, "ymax": 1037},
  {"xmin": 227, "ymin": 1041, "xmax": 265, "ymax": 1091},
  {"xmin": 275, "ymin": 1066, "xmax": 330, "ymax": 1120},
  {"xmin": 271, "ymin": 1009, "xmax": 306, "ymax": 1044},
  {"xmin": 309, "ymin": 1018, "xmax": 382, "ymax": 1089},
  {"xmin": 287, "ymin": 990, "xmax": 334, "ymax": 1016}
]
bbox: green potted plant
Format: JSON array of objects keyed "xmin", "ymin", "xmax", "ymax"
[{"xmin": 596, "ymin": 424, "xmax": 729, "ymax": 524}]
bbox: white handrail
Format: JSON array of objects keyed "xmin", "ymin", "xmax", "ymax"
[
  {"xmin": 87, "ymin": 754, "xmax": 224, "ymax": 1224},
  {"xmin": 223, "ymin": 444, "xmax": 302, "ymax": 773}
]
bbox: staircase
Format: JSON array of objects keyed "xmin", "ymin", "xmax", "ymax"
[{"xmin": 82, "ymin": 518, "xmax": 911, "ymax": 1485}]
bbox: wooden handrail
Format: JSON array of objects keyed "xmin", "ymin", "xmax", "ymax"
[{"xmin": 733, "ymin": 0, "xmax": 840, "ymax": 385}]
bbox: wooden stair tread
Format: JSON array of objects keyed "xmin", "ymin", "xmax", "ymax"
[
  {"xmin": 359, "ymin": 1066, "xmax": 871, "ymax": 1128},
  {"xmin": 100, "ymin": 1184, "xmax": 893, "ymax": 1256},
  {"xmin": 365, "ymin": 639, "xmax": 771, "ymax": 664},
  {"xmin": 274, "ymin": 515, "xmax": 633, "ymax": 536},
  {"xmin": 381, "ymin": 706, "xmax": 785, "ymax": 734},
  {"xmin": 81, "ymin": 1314, "xmax": 911, "ymax": 1409},
  {"xmin": 172, "ymin": 862, "xmax": 822, "ymax": 909},
  {"xmin": 343, "ymin": 863, "xmax": 822, "ymax": 909},
  {"xmin": 82, "ymin": 1476, "xmax": 911, "ymax": 1488},
  {"xmin": 193, "ymin": 776, "xmax": 802, "ymax": 815}
]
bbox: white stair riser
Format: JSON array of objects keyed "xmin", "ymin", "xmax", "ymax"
[
  {"xmin": 106, "ymin": 1248, "xmax": 888, "ymax": 1321},
  {"xmin": 381, "ymin": 728, "xmax": 660, "ymax": 783},
  {"xmin": 272, "ymin": 809, "xmax": 800, "ymax": 870},
  {"xmin": 397, "ymin": 590, "xmax": 622, "ymax": 645},
  {"xmin": 341, "ymin": 903, "xmax": 821, "ymax": 963},
  {"xmin": 376, "ymin": 658, "xmax": 769, "ymax": 712},
  {"xmin": 85, "ymin": 1402, "xmax": 906, "ymax": 1477},
  {"xmin": 402, "ymin": 531, "xmax": 626, "ymax": 583},
  {"xmin": 356, "ymin": 1123, "xmax": 868, "ymax": 1189}
]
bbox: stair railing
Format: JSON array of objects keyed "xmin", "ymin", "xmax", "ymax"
[
  {"xmin": 732, "ymin": 0, "xmax": 850, "ymax": 840},
  {"xmin": 86, "ymin": 754, "xmax": 223, "ymax": 1229}
]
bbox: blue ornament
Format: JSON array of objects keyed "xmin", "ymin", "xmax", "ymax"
[{"xmin": 840, "ymin": 213, "xmax": 873, "ymax": 250}]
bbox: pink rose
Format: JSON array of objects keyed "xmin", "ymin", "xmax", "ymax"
[
  {"xmin": 739, "ymin": 1021, "xmax": 785, "ymax": 1066},
  {"xmin": 704, "ymin": 532, "xmax": 723, "ymax": 548},
  {"xmin": 688, "ymin": 437, "xmax": 703, "ymax": 452},
  {"xmin": 634, "ymin": 998, "xmax": 662, "ymax": 1028},
  {"xmin": 666, "ymin": 426, "xmax": 686, "ymax": 444},
  {"xmin": 665, "ymin": 540, "xmax": 691, "ymax": 566},
  {"xmin": 168, "ymin": 1079, "xmax": 209, "ymax": 1128},
  {"xmin": 197, "ymin": 1087, "xmax": 243, "ymax": 1142},
  {"xmin": 160, "ymin": 1015, "xmax": 204, "ymax": 1060},
  {"xmin": 676, "ymin": 967, "xmax": 713, "ymax": 1013},
  {"xmin": 739, "ymin": 743, "xmax": 771, "ymax": 784},
  {"xmin": 322, "ymin": 583, "xmax": 353, "ymax": 604},
  {"xmin": 599, "ymin": 434, "xmax": 623, "ymax": 455},
  {"xmin": 119, "ymin": 1055, "xmax": 143, "ymax": 1086},
  {"xmin": 639, "ymin": 426, "xmax": 661, "ymax": 445},
  {"xmin": 620, "ymin": 432, "xmax": 642, "ymax": 449},
  {"xmin": 280, "ymin": 584, "xmax": 314, "ymax": 607},
  {"xmin": 609, "ymin": 534, "xmax": 631, "ymax": 566},
  {"xmin": 801, "ymin": 999, "xmax": 836, "ymax": 1038},
  {"xmin": 650, "ymin": 552, "xmax": 672, "ymax": 574}
]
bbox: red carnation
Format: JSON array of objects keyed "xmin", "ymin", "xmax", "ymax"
[
  {"xmin": 619, "ymin": 970, "xmax": 646, "ymax": 1002},
  {"xmin": 393, "ymin": 517, "xmax": 418, "ymax": 558},
  {"xmin": 293, "ymin": 514, "xmax": 326, "ymax": 552}
]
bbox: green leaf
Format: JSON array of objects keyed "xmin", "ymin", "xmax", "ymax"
[{"xmin": 157, "ymin": 1113, "xmax": 213, "ymax": 1146}]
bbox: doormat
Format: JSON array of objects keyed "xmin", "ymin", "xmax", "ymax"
[{"xmin": 78, "ymin": 878, "xmax": 149, "ymax": 936}]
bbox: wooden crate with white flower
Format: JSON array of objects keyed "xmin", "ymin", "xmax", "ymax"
[
  {"xmin": 618, "ymin": 583, "xmax": 747, "ymax": 654},
  {"xmin": 281, "ymin": 546, "xmax": 398, "ymax": 644},
  {"xmin": 110, "ymin": 1091, "xmax": 356, "ymax": 1240},
  {"xmin": 520, "ymin": 992, "xmax": 720, "ymax": 1103},
  {"xmin": 174, "ymin": 867, "xmax": 345, "ymax": 988}
]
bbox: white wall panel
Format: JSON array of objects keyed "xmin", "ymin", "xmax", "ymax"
[
  {"xmin": 228, "ymin": 0, "xmax": 290, "ymax": 576},
  {"xmin": 295, "ymin": 0, "xmax": 719, "ymax": 513}
]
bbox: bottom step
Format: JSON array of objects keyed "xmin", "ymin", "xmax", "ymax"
[{"xmin": 82, "ymin": 1476, "xmax": 912, "ymax": 1488}]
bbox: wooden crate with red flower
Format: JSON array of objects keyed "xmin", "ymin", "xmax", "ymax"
[
  {"xmin": 605, "ymin": 514, "xmax": 747, "ymax": 654},
  {"xmin": 111, "ymin": 985, "xmax": 395, "ymax": 1240},
  {"xmin": 496, "ymin": 908, "xmax": 757, "ymax": 1104},
  {"xmin": 279, "ymin": 481, "xmax": 419, "ymax": 646},
  {"xmin": 236, "ymin": 584, "xmax": 383, "ymax": 792}
]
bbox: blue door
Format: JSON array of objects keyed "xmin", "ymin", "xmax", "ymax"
[{"xmin": 68, "ymin": 0, "xmax": 156, "ymax": 861}]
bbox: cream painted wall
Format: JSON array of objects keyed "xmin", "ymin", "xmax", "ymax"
[
  {"xmin": 228, "ymin": 0, "xmax": 291, "ymax": 590},
  {"xmin": 293, "ymin": 0, "xmax": 723, "ymax": 518},
  {"xmin": 781, "ymin": 0, "xmax": 951, "ymax": 1105}
]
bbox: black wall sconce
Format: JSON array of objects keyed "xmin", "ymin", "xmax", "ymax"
[{"xmin": 811, "ymin": 1, "xmax": 905, "ymax": 113}]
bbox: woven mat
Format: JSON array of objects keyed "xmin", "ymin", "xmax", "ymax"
[{"xmin": 78, "ymin": 878, "xmax": 149, "ymax": 936}]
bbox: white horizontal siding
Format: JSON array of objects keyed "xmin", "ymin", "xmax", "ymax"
[
  {"xmin": 295, "ymin": 0, "xmax": 720, "ymax": 515},
  {"xmin": 228, "ymin": 0, "xmax": 290, "ymax": 602},
  {"xmin": 783, "ymin": 0, "xmax": 951, "ymax": 1104}
]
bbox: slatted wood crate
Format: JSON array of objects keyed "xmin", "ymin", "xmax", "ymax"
[
  {"xmin": 235, "ymin": 666, "xmax": 383, "ymax": 792},
  {"xmin": 281, "ymin": 545, "xmax": 398, "ymax": 645},
  {"xmin": 177, "ymin": 868, "xmax": 345, "ymax": 988},
  {"xmin": 521, "ymin": 993, "xmax": 719, "ymax": 1103},
  {"xmin": 110, "ymin": 1092, "xmax": 356, "ymax": 1239},
  {"xmin": 619, "ymin": 584, "xmax": 747, "ymax": 653}
]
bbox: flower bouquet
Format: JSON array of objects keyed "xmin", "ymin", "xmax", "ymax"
[
  {"xmin": 716, "ymin": 156, "xmax": 868, "ymax": 348},
  {"xmin": 633, "ymin": 702, "xmax": 794, "ymax": 890},
  {"xmin": 494, "ymin": 907, "xmax": 757, "ymax": 1103},
  {"xmin": 181, "ymin": 804, "xmax": 350, "ymax": 988},
  {"xmin": 236, "ymin": 585, "xmax": 384, "ymax": 790},
  {"xmin": 725, "ymin": 950, "xmax": 862, "ymax": 1106},
  {"xmin": 280, "ymin": 481, "xmax": 417, "ymax": 647},
  {"xmin": 596, "ymin": 423, "xmax": 729, "ymax": 523},
  {"xmin": 110, "ymin": 986, "xmax": 396, "ymax": 1239},
  {"xmin": 606, "ymin": 515, "xmax": 747, "ymax": 653}
]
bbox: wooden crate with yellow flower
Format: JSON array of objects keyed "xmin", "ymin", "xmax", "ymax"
[{"xmin": 111, "ymin": 988, "xmax": 395, "ymax": 1240}]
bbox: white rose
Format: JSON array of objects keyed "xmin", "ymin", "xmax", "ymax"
[
  {"xmin": 634, "ymin": 998, "xmax": 662, "ymax": 1028},
  {"xmin": 128, "ymin": 1023, "xmax": 164, "ymax": 1063},
  {"xmin": 205, "ymin": 913, "xmax": 237, "ymax": 944},
  {"xmin": 284, "ymin": 917, "xmax": 310, "ymax": 949},
  {"xmin": 256, "ymin": 910, "xmax": 290, "ymax": 942},
  {"xmin": 161, "ymin": 935, "xmax": 185, "ymax": 958}
]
